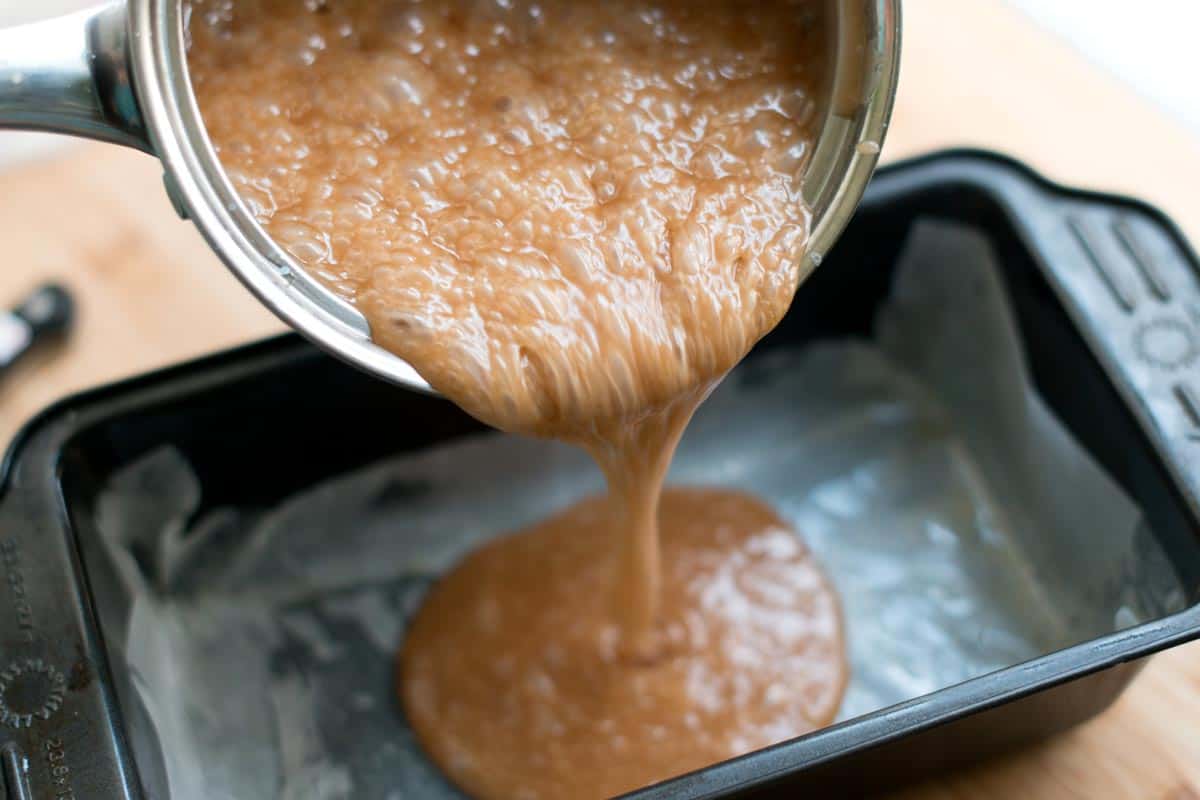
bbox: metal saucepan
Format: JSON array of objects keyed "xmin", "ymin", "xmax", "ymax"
[{"xmin": 0, "ymin": 0, "xmax": 901, "ymax": 393}]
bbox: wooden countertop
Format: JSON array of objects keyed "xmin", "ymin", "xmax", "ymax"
[{"xmin": 2, "ymin": 1, "xmax": 1198, "ymax": 797}]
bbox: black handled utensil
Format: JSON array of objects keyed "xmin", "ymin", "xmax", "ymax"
[{"xmin": 0, "ymin": 284, "xmax": 74, "ymax": 376}]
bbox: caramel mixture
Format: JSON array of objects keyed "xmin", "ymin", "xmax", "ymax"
[
  {"xmin": 403, "ymin": 489, "xmax": 845, "ymax": 800},
  {"xmin": 188, "ymin": 1, "xmax": 842, "ymax": 796}
]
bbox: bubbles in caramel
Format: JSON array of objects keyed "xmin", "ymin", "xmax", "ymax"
[{"xmin": 186, "ymin": 0, "xmax": 824, "ymax": 438}]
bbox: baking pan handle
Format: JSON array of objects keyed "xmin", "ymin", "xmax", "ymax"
[
  {"xmin": 894, "ymin": 152, "xmax": 1200, "ymax": 523},
  {"xmin": 0, "ymin": 490, "xmax": 142, "ymax": 798},
  {"xmin": 1020, "ymin": 184, "xmax": 1200, "ymax": 523}
]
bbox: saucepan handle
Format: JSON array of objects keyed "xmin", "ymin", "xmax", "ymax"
[{"xmin": 0, "ymin": 2, "xmax": 150, "ymax": 153}]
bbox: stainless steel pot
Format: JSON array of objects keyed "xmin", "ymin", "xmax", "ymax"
[{"xmin": 0, "ymin": 1, "xmax": 901, "ymax": 394}]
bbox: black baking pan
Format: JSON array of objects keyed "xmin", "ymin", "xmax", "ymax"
[{"xmin": 2, "ymin": 150, "xmax": 1199, "ymax": 799}]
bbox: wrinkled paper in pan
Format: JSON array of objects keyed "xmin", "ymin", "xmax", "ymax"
[{"xmin": 94, "ymin": 221, "xmax": 1185, "ymax": 800}]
